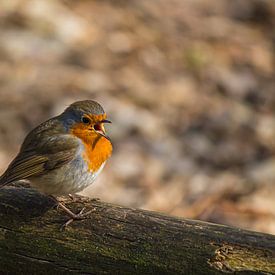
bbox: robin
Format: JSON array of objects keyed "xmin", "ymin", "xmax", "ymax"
[{"xmin": 0, "ymin": 100, "xmax": 112, "ymax": 227}]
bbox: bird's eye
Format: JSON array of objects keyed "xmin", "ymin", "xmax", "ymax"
[{"xmin": 81, "ymin": 116, "xmax": 90, "ymax": 124}]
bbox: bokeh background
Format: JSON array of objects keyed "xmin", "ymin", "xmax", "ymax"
[{"xmin": 0, "ymin": 0, "xmax": 274, "ymax": 234}]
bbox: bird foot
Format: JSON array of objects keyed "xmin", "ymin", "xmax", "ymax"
[
  {"xmin": 68, "ymin": 193, "xmax": 77, "ymax": 202},
  {"xmin": 49, "ymin": 196, "xmax": 92, "ymax": 230},
  {"xmin": 60, "ymin": 207, "xmax": 92, "ymax": 230}
]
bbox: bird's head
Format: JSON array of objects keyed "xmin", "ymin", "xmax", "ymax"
[{"xmin": 61, "ymin": 100, "xmax": 112, "ymax": 142}]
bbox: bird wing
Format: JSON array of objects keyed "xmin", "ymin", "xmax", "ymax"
[{"xmin": 0, "ymin": 134, "xmax": 80, "ymax": 186}]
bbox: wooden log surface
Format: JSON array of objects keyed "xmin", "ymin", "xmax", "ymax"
[{"xmin": 0, "ymin": 186, "xmax": 274, "ymax": 274}]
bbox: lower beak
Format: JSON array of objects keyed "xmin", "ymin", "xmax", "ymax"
[
  {"xmin": 97, "ymin": 131, "xmax": 111, "ymax": 141},
  {"xmin": 95, "ymin": 123, "xmax": 111, "ymax": 141}
]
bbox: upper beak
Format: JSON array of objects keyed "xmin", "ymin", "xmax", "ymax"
[{"xmin": 100, "ymin": 119, "xmax": 112, "ymax": 124}]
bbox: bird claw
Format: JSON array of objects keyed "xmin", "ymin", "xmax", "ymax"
[
  {"xmin": 60, "ymin": 207, "xmax": 92, "ymax": 231},
  {"xmin": 49, "ymin": 196, "xmax": 92, "ymax": 230}
]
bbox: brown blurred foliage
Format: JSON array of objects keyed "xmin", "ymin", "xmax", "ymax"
[{"xmin": 0, "ymin": 0, "xmax": 275, "ymax": 233}]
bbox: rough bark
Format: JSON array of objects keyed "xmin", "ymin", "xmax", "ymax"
[{"xmin": 0, "ymin": 186, "xmax": 274, "ymax": 274}]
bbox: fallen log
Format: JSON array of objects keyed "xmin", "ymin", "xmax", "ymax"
[{"xmin": 0, "ymin": 186, "xmax": 274, "ymax": 274}]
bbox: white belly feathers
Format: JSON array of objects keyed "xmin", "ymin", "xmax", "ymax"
[{"xmin": 30, "ymin": 145, "xmax": 105, "ymax": 196}]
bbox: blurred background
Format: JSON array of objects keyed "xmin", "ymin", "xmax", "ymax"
[{"xmin": 0, "ymin": 0, "xmax": 275, "ymax": 234}]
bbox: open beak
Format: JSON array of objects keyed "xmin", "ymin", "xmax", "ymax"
[{"xmin": 94, "ymin": 119, "xmax": 112, "ymax": 141}]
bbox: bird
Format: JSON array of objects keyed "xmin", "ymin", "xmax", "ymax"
[{"xmin": 0, "ymin": 100, "xmax": 113, "ymax": 227}]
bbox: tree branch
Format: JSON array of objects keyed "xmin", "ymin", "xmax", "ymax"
[{"xmin": 0, "ymin": 186, "xmax": 274, "ymax": 274}]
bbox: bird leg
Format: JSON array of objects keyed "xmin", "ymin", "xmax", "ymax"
[
  {"xmin": 68, "ymin": 193, "xmax": 76, "ymax": 202},
  {"xmin": 50, "ymin": 196, "xmax": 92, "ymax": 229}
]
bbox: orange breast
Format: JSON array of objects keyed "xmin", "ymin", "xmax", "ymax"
[{"xmin": 71, "ymin": 124, "xmax": 112, "ymax": 172}]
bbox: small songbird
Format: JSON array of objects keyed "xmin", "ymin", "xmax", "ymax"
[{"xmin": 0, "ymin": 100, "xmax": 112, "ymax": 226}]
